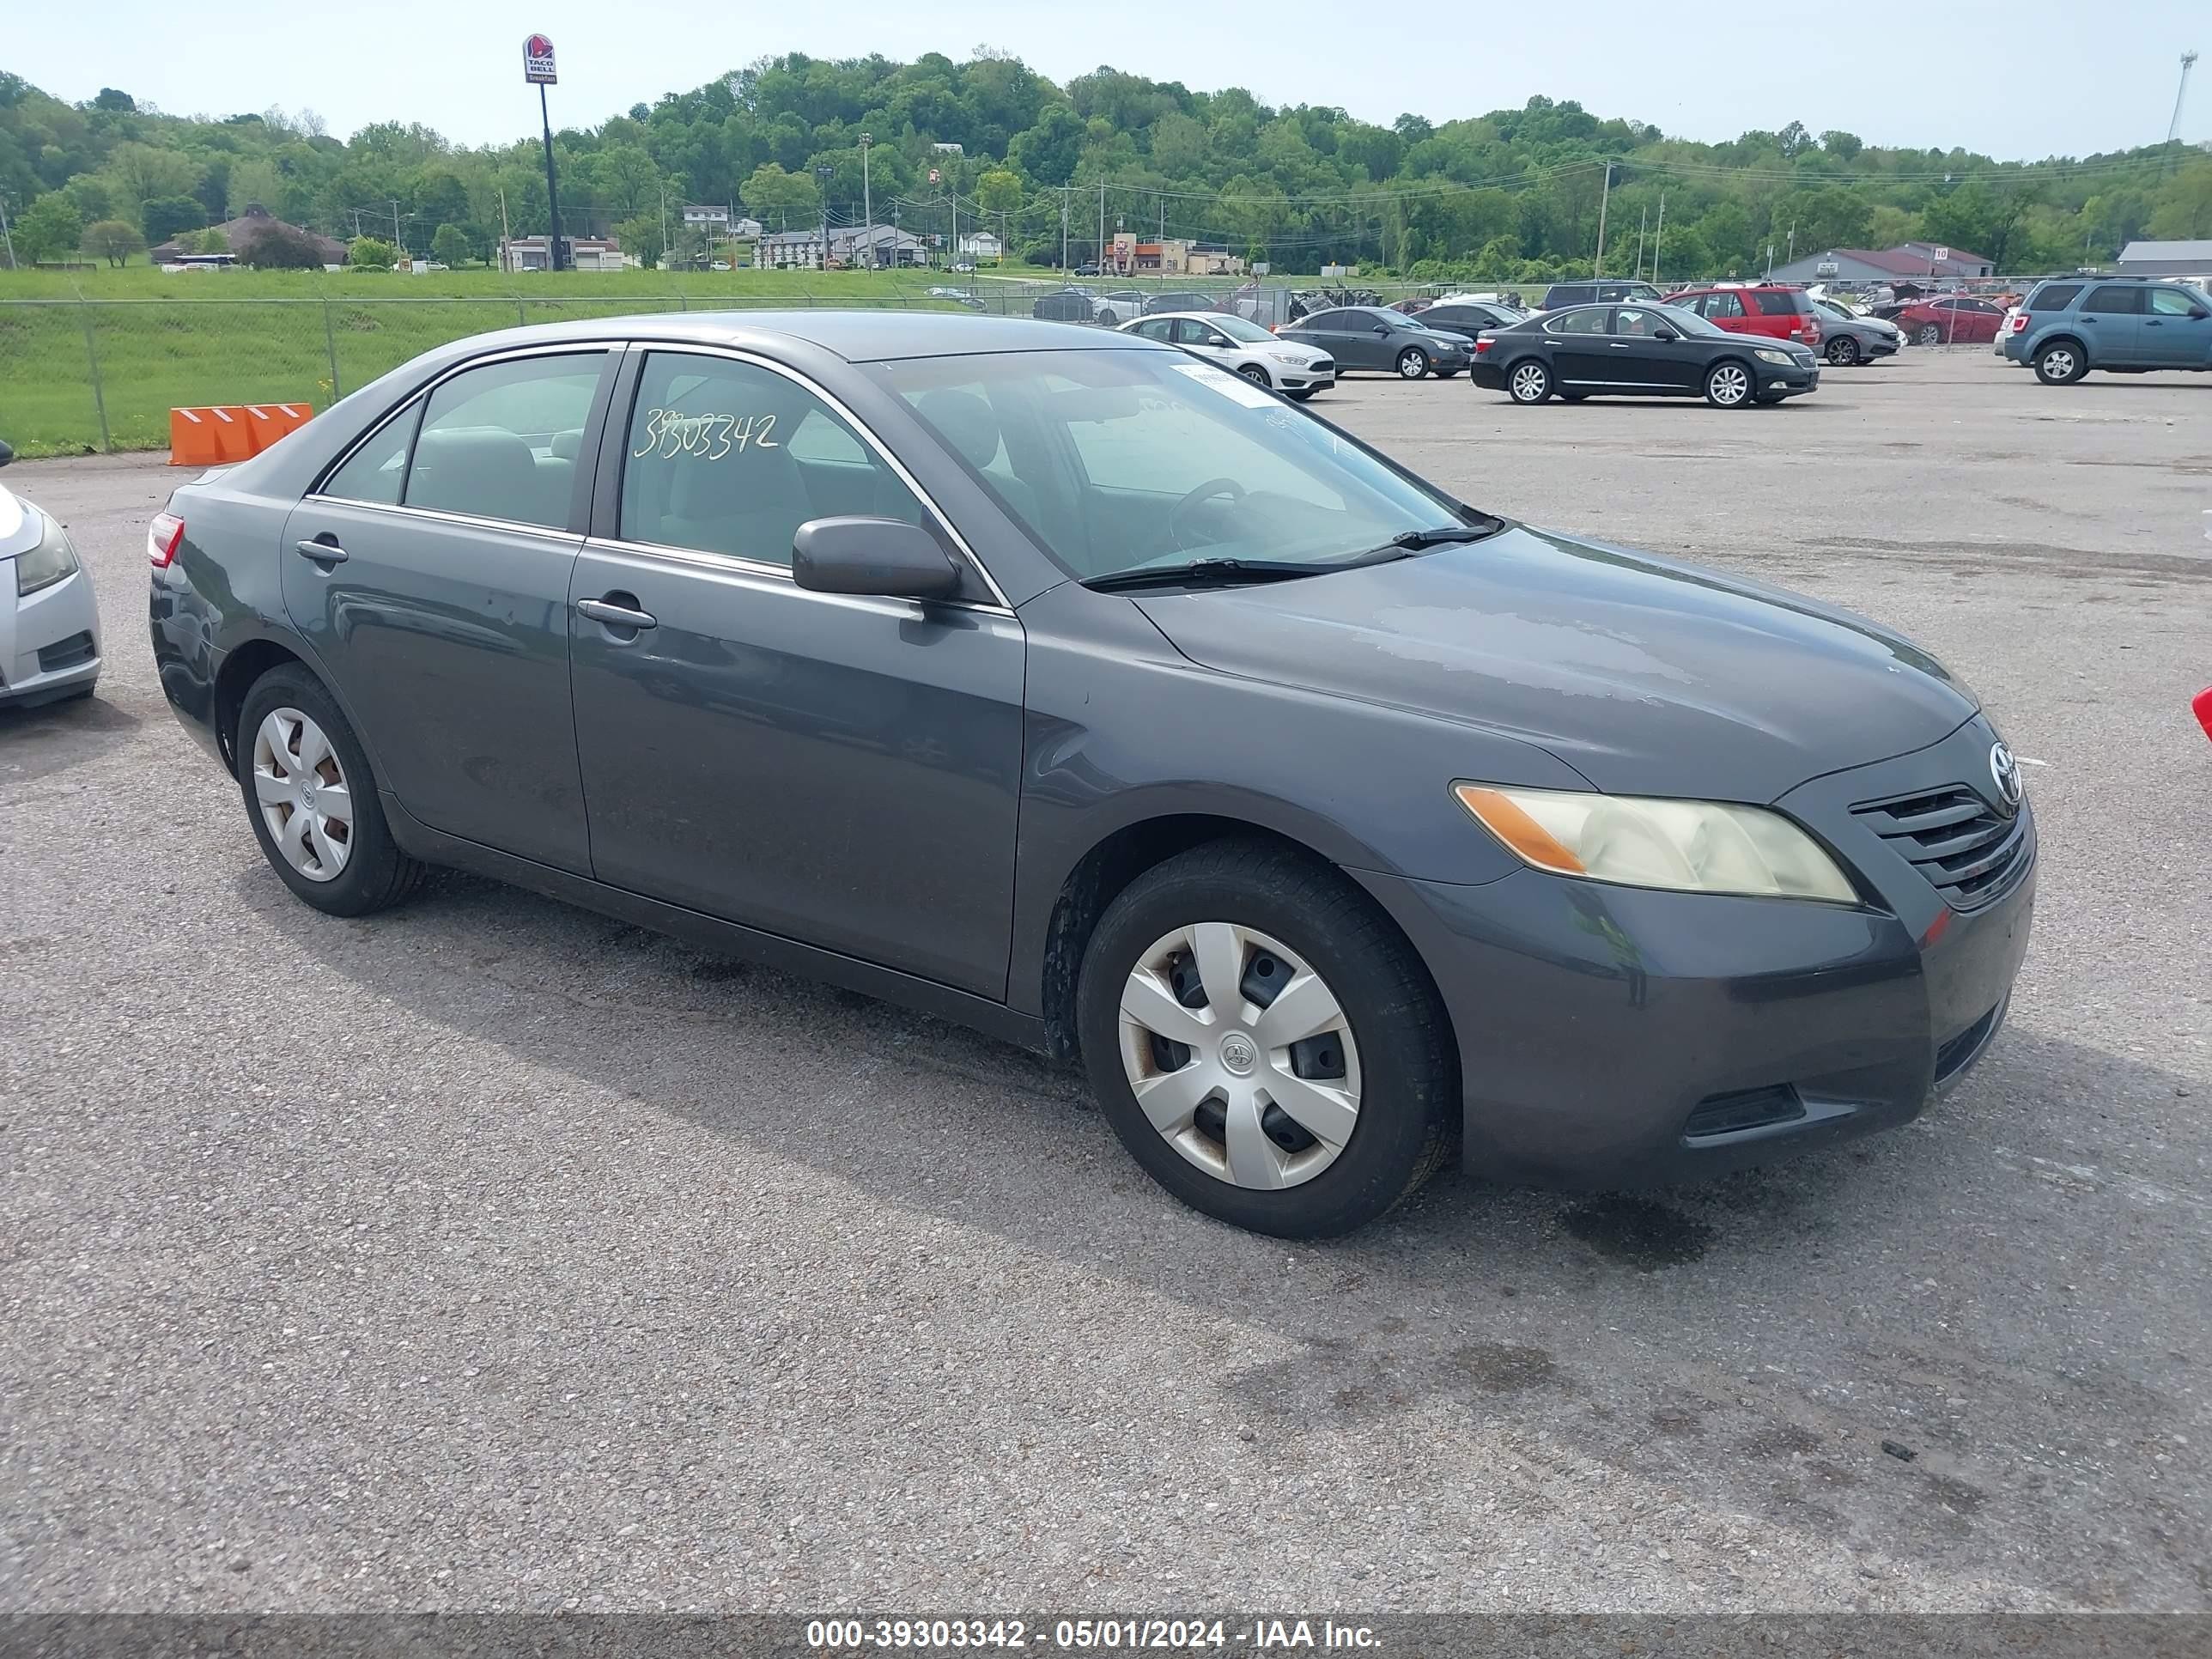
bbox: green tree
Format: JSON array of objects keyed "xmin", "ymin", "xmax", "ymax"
[
  {"xmin": 429, "ymin": 222, "xmax": 471, "ymax": 267},
  {"xmin": 614, "ymin": 211, "xmax": 665, "ymax": 267},
  {"xmin": 141, "ymin": 193, "xmax": 205, "ymax": 243},
  {"xmin": 103, "ymin": 141, "xmax": 198, "ymax": 208},
  {"xmin": 1007, "ymin": 106, "xmax": 1084, "ymax": 186},
  {"xmin": 348, "ymin": 234, "xmax": 397, "ymax": 269},
  {"xmin": 739, "ymin": 161, "xmax": 817, "ymax": 229},
  {"xmin": 93, "ymin": 88, "xmax": 137, "ymax": 113},
  {"xmin": 14, "ymin": 191, "xmax": 82, "ymax": 262},
  {"xmin": 179, "ymin": 226, "xmax": 229, "ymax": 255},
  {"xmin": 80, "ymin": 218, "xmax": 144, "ymax": 265}
]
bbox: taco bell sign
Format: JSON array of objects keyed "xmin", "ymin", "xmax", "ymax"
[{"xmin": 524, "ymin": 34, "xmax": 557, "ymax": 84}]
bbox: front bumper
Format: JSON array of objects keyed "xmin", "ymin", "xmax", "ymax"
[
  {"xmin": 1756, "ymin": 359, "xmax": 1821, "ymax": 396},
  {"xmin": 1355, "ymin": 715, "xmax": 2035, "ymax": 1188},
  {"xmin": 0, "ymin": 565, "xmax": 102, "ymax": 708}
]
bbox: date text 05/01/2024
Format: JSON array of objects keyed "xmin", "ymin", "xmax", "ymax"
[{"xmin": 805, "ymin": 1617, "xmax": 1382, "ymax": 1650}]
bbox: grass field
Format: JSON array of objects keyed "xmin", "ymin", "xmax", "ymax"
[{"xmin": 0, "ymin": 267, "xmax": 1006, "ymax": 457}]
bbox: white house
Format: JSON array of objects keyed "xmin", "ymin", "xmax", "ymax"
[{"xmin": 957, "ymin": 230, "xmax": 1002, "ymax": 261}]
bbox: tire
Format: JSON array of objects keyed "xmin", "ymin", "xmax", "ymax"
[
  {"xmin": 1076, "ymin": 840, "xmax": 1455, "ymax": 1238},
  {"xmin": 1437, "ymin": 368, "xmax": 1461, "ymax": 379},
  {"xmin": 1395, "ymin": 347, "xmax": 1431, "ymax": 380},
  {"xmin": 1915, "ymin": 323, "xmax": 1943, "ymax": 346},
  {"xmin": 1506, "ymin": 359, "xmax": 1553, "ymax": 404},
  {"xmin": 236, "ymin": 664, "xmax": 430, "ymax": 917},
  {"xmin": 1238, "ymin": 363, "xmax": 1273, "ymax": 388},
  {"xmin": 2034, "ymin": 341, "xmax": 2087, "ymax": 385},
  {"xmin": 1559, "ymin": 390, "xmax": 1589, "ymax": 402},
  {"xmin": 1826, "ymin": 335, "xmax": 1860, "ymax": 367},
  {"xmin": 1704, "ymin": 359, "xmax": 1755, "ymax": 408}
]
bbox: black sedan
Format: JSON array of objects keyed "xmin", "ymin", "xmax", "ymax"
[
  {"xmin": 149, "ymin": 312, "xmax": 2027, "ymax": 1238},
  {"xmin": 1275, "ymin": 305, "xmax": 1473, "ymax": 380},
  {"xmin": 1471, "ymin": 302, "xmax": 1821, "ymax": 407}
]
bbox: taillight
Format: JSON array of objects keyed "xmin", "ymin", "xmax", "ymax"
[
  {"xmin": 148, "ymin": 512, "xmax": 184, "ymax": 568},
  {"xmin": 2196, "ymin": 685, "xmax": 2212, "ymax": 744},
  {"xmin": 1474, "ymin": 337, "xmax": 1493, "ymax": 353},
  {"xmin": 2009, "ymin": 312, "xmax": 2030, "ymax": 332}
]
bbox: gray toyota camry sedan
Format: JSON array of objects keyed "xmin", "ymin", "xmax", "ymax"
[{"xmin": 150, "ymin": 313, "xmax": 2034, "ymax": 1237}]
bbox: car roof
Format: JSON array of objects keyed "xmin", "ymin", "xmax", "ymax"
[{"xmin": 396, "ymin": 309, "xmax": 1146, "ymax": 366}]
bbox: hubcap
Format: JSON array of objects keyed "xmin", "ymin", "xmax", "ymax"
[
  {"xmin": 1401, "ymin": 351, "xmax": 1424, "ymax": 378},
  {"xmin": 1117, "ymin": 922, "xmax": 1362, "ymax": 1191},
  {"xmin": 252, "ymin": 707, "xmax": 353, "ymax": 882},
  {"xmin": 1711, "ymin": 365, "xmax": 1748, "ymax": 404},
  {"xmin": 2046, "ymin": 350, "xmax": 2075, "ymax": 378},
  {"xmin": 1511, "ymin": 365, "xmax": 1546, "ymax": 400}
]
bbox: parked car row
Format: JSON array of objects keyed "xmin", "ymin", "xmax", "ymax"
[{"xmin": 1468, "ymin": 301, "xmax": 1820, "ymax": 408}]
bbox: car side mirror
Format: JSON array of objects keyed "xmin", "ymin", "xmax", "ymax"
[
  {"xmin": 793, "ymin": 517, "xmax": 963, "ymax": 601},
  {"xmin": 1652, "ymin": 325, "xmax": 1679, "ymax": 342},
  {"xmin": 1373, "ymin": 324, "xmax": 1391, "ymax": 335},
  {"xmin": 0, "ymin": 439, "xmax": 13, "ymax": 468}
]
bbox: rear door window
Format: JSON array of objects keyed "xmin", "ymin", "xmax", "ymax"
[
  {"xmin": 2027, "ymin": 283, "xmax": 2082, "ymax": 309},
  {"xmin": 2083, "ymin": 286, "xmax": 2145, "ymax": 314},
  {"xmin": 1702, "ymin": 292, "xmax": 1747, "ymax": 319},
  {"xmin": 404, "ymin": 352, "xmax": 605, "ymax": 530},
  {"xmin": 322, "ymin": 405, "xmax": 418, "ymax": 506},
  {"xmin": 1544, "ymin": 308, "xmax": 1609, "ymax": 336},
  {"xmin": 1751, "ymin": 290, "xmax": 1804, "ymax": 315}
]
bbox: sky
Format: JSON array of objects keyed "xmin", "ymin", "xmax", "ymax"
[{"xmin": 9, "ymin": 1, "xmax": 2205, "ymax": 161}]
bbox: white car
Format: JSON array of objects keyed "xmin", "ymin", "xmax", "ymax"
[
  {"xmin": 1119, "ymin": 312, "xmax": 1337, "ymax": 399},
  {"xmin": 0, "ymin": 440, "xmax": 102, "ymax": 709}
]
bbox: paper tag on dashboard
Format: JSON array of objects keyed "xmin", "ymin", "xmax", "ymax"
[{"xmin": 1170, "ymin": 360, "xmax": 1279, "ymax": 409}]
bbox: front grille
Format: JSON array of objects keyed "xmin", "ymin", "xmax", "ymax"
[
  {"xmin": 1310, "ymin": 358, "xmax": 1334, "ymax": 373},
  {"xmin": 36, "ymin": 630, "xmax": 96, "ymax": 673},
  {"xmin": 1851, "ymin": 785, "xmax": 2028, "ymax": 908}
]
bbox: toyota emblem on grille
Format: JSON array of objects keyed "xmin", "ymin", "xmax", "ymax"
[{"xmin": 1989, "ymin": 742, "xmax": 2024, "ymax": 811}]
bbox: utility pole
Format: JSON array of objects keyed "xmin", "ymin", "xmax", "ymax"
[
  {"xmin": 860, "ymin": 132, "xmax": 872, "ymax": 270},
  {"xmin": 1060, "ymin": 185, "xmax": 1069, "ymax": 272},
  {"xmin": 0, "ymin": 194, "xmax": 16, "ymax": 270},
  {"xmin": 390, "ymin": 200, "xmax": 404, "ymax": 260},
  {"xmin": 1098, "ymin": 178, "xmax": 1106, "ymax": 273},
  {"xmin": 1652, "ymin": 192, "xmax": 1664, "ymax": 289},
  {"xmin": 1635, "ymin": 208, "xmax": 1647, "ymax": 282},
  {"xmin": 816, "ymin": 164, "xmax": 833, "ymax": 270},
  {"xmin": 659, "ymin": 178, "xmax": 669, "ymax": 270},
  {"xmin": 496, "ymin": 186, "xmax": 512, "ymax": 272},
  {"xmin": 1593, "ymin": 161, "xmax": 1613, "ymax": 279}
]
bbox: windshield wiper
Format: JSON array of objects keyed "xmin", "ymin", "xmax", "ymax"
[
  {"xmin": 1392, "ymin": 520, "xmax": 1502, "ymax": 549},
  {"xmin": 1083, "ymin": 557, "xmax": 1357, "ymax": 592}
]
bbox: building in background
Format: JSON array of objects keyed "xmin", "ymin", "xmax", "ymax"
[
  {"xmin": 1765, "ymin": 244, "xmax": 1996, "ymax": 286},
  {"xmin": 149, "ymin": 204, "xmax": 347, "ymax": 268},
  {"xmin": 758, "ymin": 225, "xmax": 927, "ymax": 270},
  {"xmin": 1106, "ymin": 233, "xmax": 1247, "ymax": 276},
  {"xmin": 501, "ymin": 234, "xmax": 625, "ymax": 271},
  {"xmin": 2115, "ymin": 240, "xmax": 2212, "ymax": 279},
  {"xmin": 957, "ymin": 230, "xmax": 1002, "ymax": 262}
]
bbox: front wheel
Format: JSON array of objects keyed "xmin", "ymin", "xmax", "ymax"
[
  {"xmin": 236, "ymin": 665, "xmax": 429, "ymax": 917},
  {"xmin": 1506, "ymin": 359, "xmax": 1553, "ymax": 404},
  {"xmin": 1704, "ymin": 360, "xmax": 1754, "ymax": 408},
  {"xmin": 1238, "ymin": 363, "xmax": 1272, "ymax": 388},
  {"xmin": 1395, "ymin": 347, "xmax": 1431, "ymax": 380},
  {"xmin": 1826, "ymin": 335, "xmax": 1860, "ymax": 367},
  {"xmin": 1077, "ymin": 842, "xmax": 1455, "ymax": 1237},
  {"xmin": 2034, "ymin": 342, "xmax": 2086, "ymax": 385}
]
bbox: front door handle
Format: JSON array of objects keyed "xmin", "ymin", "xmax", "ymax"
[
  {"xmin": 1609, "ymin": 341, "xmax": 1631, "ymax": 348},
  {"xmin": 294, "ymin": 537, "xmax": 347, "ymax": 563},
  {"xmin": 577, "ymin": 596, "xmax": 658, "ymax": 630}
]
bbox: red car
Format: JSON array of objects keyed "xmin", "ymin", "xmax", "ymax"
[
  {"xmin": 1662, "ymin": 283, "xmax": 1823, "ymax": 349},
  {"xmin": 2196, "ymin": 685, "xmax": 2212, "ymax": 744},
  {"xmin": 1891, "ymin": 295, "xmax": 2007, "ymax": 346}
]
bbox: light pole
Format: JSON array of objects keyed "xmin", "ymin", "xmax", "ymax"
[
  {"xmin": 860, "ymin": 132, "xmax": 872, "ymax": 270},
  {"xmin": 815, "ymin": 164, "xmax": 833, "ymax": 270}
]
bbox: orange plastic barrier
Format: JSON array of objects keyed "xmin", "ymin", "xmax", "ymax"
[{"xmin": 169, "ymin": 402, "xmax": 315, "ymax": 465}]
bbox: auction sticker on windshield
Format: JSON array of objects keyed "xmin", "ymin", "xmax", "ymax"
[{"xmin": 1170, "ymin": 359, "xmax": 1279, "ymax": 409}]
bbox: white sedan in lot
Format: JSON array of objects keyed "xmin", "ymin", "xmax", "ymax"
[
  {"xmin": 0, "ymin": 440, "xmax": 102, "ymax": 709},
  {"xmin": 1120, "ymin": 312, "xmax": 1337, "ymax": 399}
]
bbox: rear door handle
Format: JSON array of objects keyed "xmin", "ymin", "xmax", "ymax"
[
  {"xmin": 1608, "ymin": 342, "xmax": 1630, "ymax": 349},
  {"xmin": 294, "ymin": 537, "xmax": 347, "ymax": 563},
  {"xmin": 576, "ymin": 597, "xmax": 658, "ymax": 630}
]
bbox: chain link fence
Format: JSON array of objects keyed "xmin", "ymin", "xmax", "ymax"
[{"xmin": 4, "ymin": 270, "xmax": 2045, "ymax": 457}]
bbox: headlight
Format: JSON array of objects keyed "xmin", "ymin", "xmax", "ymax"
[
  {"xmin": 1267, "ymin": 350, "xmax": 1304, "ymax": 365},
  {"xmin": 15, "ymin": 512, "xmax": 82, "ymax": 596},
  {"xmin": 1754, "ymin": 348, "xmax": 1794, "ymax": 366},
  {"xmin": 1454, "ymin": 784, "xmax": 1858, "ymax": 902}
]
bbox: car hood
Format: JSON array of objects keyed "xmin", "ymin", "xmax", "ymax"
[
  {"xmin": 1133, "ymin": 525, "xmax": 1978, "ymax": 803},
  {"xmin": 0, "ymin": 483, "xmax": 36, "ymax": 558}
]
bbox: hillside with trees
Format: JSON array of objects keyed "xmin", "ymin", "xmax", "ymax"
[{"xmin": 3, "ymin": 57, "xmax": 2208, "ymax": 278}]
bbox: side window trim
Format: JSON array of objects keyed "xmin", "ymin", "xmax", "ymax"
[{"xmin": 599, "ymin": 343, "xmax": 1012, "ymax": 611}]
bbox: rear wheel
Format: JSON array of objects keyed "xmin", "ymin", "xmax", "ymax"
[
  {"xmin": 236, "ymin": 665, "xmax": 429, "ymax": 917},
  {"xmin": 1396, "ymin": 347, "xmax": 1431, "ymax": 380},
  {"xmin": 1507, "ymin": 359, "xmax": 1553, "ymax": 404},
  {"xmin": 1915, "ymin": 322, "xmax": 1943, "ymax": 346},
  {"xmin": 1078, "ymin": 841, "xmax": 1455, "ymax": 1237},
  {"xmin": 2034, "ymin": 342, "xmax": 2087, "ymax": 385},
  {"xmin": 1559, "ymin": 390, "xmax": 1589, "ymax": 402},
  {"xmin": 1826, "ymin": 335, "xmax": 1860, "ymax": 367},
  {"xmin": 1704, "ymin": 360, "xmax": 1754, "ymax": 408}
]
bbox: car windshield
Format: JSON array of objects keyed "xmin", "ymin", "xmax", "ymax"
[
  {"xmin": 1650, "ymin": 302, "xmax": 1726, "ymax": 337},
  {"xmin": 873, "ymin": 348, "xmax": 1486, "ymax": 583},
  {"xmin": 1210, "ymin": 314, "xmax": 1277, "ymax": 343}
]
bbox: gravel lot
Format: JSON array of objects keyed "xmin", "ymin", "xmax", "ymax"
[{"xmin": 3, "ymin": 348, "xmax": 2208, "ymax": 1614}]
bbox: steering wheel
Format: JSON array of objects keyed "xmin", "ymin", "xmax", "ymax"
[{"xmin": 1167, "ymin": 477, "xmax": 1248, "ymax": 550}]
